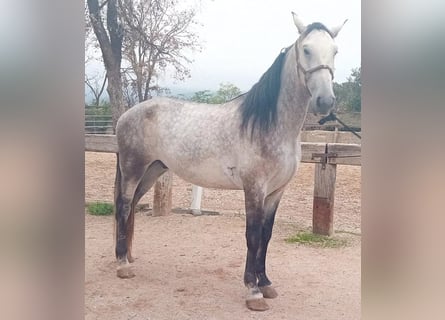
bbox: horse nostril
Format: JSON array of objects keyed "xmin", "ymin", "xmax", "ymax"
[{"xmin": 317, "ymin": 96, "xmax": 335, "ymax": 109}]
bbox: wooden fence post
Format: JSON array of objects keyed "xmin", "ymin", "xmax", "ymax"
[
  {"xmin": 153, "ymin": 171, "xmax": 173, "ymax": 216},
  {"xmin": 333, "ymin": 120, "xmax": 339, "ymax": 143},
  {"xmin": 313, "ymin": 163, "xmax": 337, "ymax": 236}
]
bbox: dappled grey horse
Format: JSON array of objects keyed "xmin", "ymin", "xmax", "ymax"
[{"xmin": 114, "ymin": 13, "xmax": 346, "ymax": 311}]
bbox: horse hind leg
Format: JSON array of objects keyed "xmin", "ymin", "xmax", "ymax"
[
  {"xmin": 133, "ymin": 160, "xmax": 168, "ymax": 205},
  {"xmin": 115, "ymin": 156, "xmax": 149, "ymax": 279},
  {"xmin": 126, "ymin": 160, "xmax": 168, "ymax": 263}
]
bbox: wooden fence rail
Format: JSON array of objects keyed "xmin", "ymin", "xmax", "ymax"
[{"xmin": 85, "ymin": 134, "xmax": 360, "ymax": 236}]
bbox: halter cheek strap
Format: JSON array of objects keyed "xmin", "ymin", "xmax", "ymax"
[{"xmin": 294, "ymin": 41, "xmax": 335, "ymax": 94}]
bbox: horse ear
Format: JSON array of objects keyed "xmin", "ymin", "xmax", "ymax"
[
  {"xmin": 292, "ymin": 12, "xmax": 306, "ymax": 34},
  {"xmin": 330, "ymin": 19, "xmax": 348, "ymax": 38}
]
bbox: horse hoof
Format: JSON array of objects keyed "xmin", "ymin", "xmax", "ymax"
[
  {"xmin": 127, "ymin": 255, "xmax": 135, "ymax": 263},
  {"xmin": 259, "ymin": 285, "xmax": 278, "ymax": 299},
  {"xmin": 116, "ymin": 265, "xmax": 135, "ymax": 279},
  {"xmin": 246, "ymin": 298, "xmax": 269, "ymax": 311}
]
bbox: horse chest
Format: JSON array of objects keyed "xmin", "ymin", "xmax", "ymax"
[{"xmin": 266, "ymin": 153, "xmax": 298, "ymax": 190}]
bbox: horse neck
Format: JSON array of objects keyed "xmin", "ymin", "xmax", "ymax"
[{"xmin": 275, "ymin": 46, "xmax": 311, "ymax": 139}]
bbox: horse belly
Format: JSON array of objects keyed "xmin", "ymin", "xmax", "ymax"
[{"xmin": 165, "ymin": 158, "xmax": 243, "ymax": 190}]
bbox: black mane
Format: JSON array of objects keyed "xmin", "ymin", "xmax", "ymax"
[
  {"xmin": 240, "ymin": 47, "xmax": 290, "ymax": 137},
  {"xmin": 239, "ymin": 23, "xmax": 332, "ymax": 138}
]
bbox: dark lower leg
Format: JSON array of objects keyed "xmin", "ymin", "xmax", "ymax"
[
  {"xmin": 126, "ymin": 202, "xmax": 136, "ymax": 263},
  {"xmin": 256, "ymin": 213, "xmax": 276, "ymax": 287},
  {"xmin": 115, "ymin": 196, "xmax": 136, "ymax": 278},
  {"xmin": 115, "ymin": 196, "xmax": 132, "ymax": 262},
  {"xmin": 244, "ymin": 216, "xmax": 263, "ymax": 288},
  {"xmin": 256, "ymin": 194, "xmax": 281, "ymax": 288},
  {"xmin": 125, "ymin": 162, "xmax": 166, "ymax": 263},
  {"xmin": 244, "ymin": 214, "xmax": 270, "ymax": 310},
  {"xmin": 242, "ymin": 187, "xmax": 271, "ymax": 310}
]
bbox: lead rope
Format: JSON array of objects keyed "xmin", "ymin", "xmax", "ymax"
[{"xmin": 318, "ymin": 112, "xmax": 362, "ymax": 139}]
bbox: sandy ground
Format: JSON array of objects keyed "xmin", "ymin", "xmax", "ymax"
[{"xmin": 85, "ymin": 152, "xmax": 361, "ymax": 319}]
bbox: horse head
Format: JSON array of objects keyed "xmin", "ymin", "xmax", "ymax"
[{"xmin": 292, "ymin": 12, "xmax": 347, "ymax": 115}]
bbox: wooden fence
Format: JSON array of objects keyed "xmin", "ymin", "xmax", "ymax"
[
  {"xmin": 85, "ymin": 106, "xmax": 113, "ymax": 134},
  {"xmin": 85, "ymin": 134, "xmax": 361, "ymax": 236}
]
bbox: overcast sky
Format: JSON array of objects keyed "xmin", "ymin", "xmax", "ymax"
[
  {"xmin": 159, "ymin": 0, "xmax": 361, "ymax": 93},
  {"xmin": 85, "ymin": 0, "xmax": 361, "ymax": 98}
]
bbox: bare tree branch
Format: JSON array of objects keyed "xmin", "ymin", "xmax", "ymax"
[
  {"xmin": 86, "ymin": 0, "xmax": 202, "ymax": 113},
  {"xmin": 87, "ymin": 0, "xmax": 125, "ymax": 130},
  {"xmin": 85, "ymin": 71, "xmax": 108, "ymax": 106},
  {"xmin": 119, "ymin": 0, "xmax": 201, "ymax": 102}
]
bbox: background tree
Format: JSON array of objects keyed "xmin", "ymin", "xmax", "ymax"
[
  {"xmin": 347, "ymin": 67, "xmax": 361, "ymax": 112},
  {"xmin": 87, "ymin": 0, "xmax": 125, "ymax": 131},
  {"xmin": 190, "ymin": 82, "xmax": 242, "ymax": 104},
  {"xmin": 333, "ymin": 67, "xmax": 361, "ymax": 112},
  {"xmin": 119, "ymin": 0, "xmax": 201, "ymax": 106},
  {"xmin": 211, "ymin": 82, "xmax": 242, "ymax": 103},
  {"xmin": 85, "ymin": 71, "xmax": 108, "ymax": 106},
  {"xmin": 190, "ymin": 90, "xmax": 214, "ymax": 103},
  {"xmin": 86, "ymin": 0, "xmax": 202, "ymax": 114}
]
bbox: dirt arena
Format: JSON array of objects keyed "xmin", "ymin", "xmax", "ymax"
[{"xmin": 85, "ymin": 152, "xmax": 361, "ymax": 319}]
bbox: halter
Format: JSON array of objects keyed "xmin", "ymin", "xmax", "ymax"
[{"xmin": 294, "ymin": 39, "xmax": 335, "ymax": 94}]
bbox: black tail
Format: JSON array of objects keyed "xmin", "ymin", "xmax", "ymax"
[
  {"xmin": 114, "ymin": 153, "xmax": 135, "ymax": 262},
  {"xmin": 114, "ymin": 153, "xmax": 122, "ymax": 259},
  {"xmin": 114, "ymin": 154, "xmax": 122, "ymax": 208}
]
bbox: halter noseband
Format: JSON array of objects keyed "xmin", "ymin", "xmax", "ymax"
[{"xmin": 294, "ymin": 38, "xmax": 335, "ymax": 93}]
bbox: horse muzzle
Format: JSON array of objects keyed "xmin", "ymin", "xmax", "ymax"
[{"xmin": 311, "ymin": 94, "xmax": 336, "ymax": 115}]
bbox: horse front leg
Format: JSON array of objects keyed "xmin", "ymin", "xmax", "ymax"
[
  {"xmin": 243, "ymin": 188, "xmax": 269, "ymax": 311},
  {"xmin": 256, "ymin": 189, "xmax": 284, "ymax": 299}
]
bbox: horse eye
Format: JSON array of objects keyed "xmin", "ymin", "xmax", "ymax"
[{"xmin": 303, "ymin": 48, "xmax": 310, "ymax": 56}]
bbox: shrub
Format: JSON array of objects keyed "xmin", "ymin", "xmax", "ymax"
[
  {"xmin": 285, "ymin": 231, "xmax": 347, "ymax": 248},
  {"xmin": 87, "ymin": 202, "xmax": 114, "ymax": 216}
]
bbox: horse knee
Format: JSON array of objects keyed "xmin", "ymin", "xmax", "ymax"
[
  {"xmin": 116, "ymin": 198, "xmax": 132, "ymax": 219},
  {"xmin": 122, "ymin": 202, "xmax": 132, "ymax": 219}
]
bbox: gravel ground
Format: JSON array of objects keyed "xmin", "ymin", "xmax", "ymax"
[{"xmin": 85, "ymin": 151, "xmax": 361, "ymax": 319}]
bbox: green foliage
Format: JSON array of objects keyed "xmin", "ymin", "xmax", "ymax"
[
  {"xmin": 87, "ymin": 202, "xmax": 114, "ymax": 216},
  {"xmin": 190, "ymin": 90, "xmax": 214, "ymax": 103},
  {"xmin": 212, "ymin": 82, "xmax": 242, "ymax": 103},
  {"xmin": 191, "ymin": 82, "xmax": 242, "ymax": 104},
  {"xmin": 333, "ymin": 67, "xmax": 361, "ymax": 112},
  {"xmin": 285, "ymin": 231, "xmax": 348, "ymax": 248}
]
